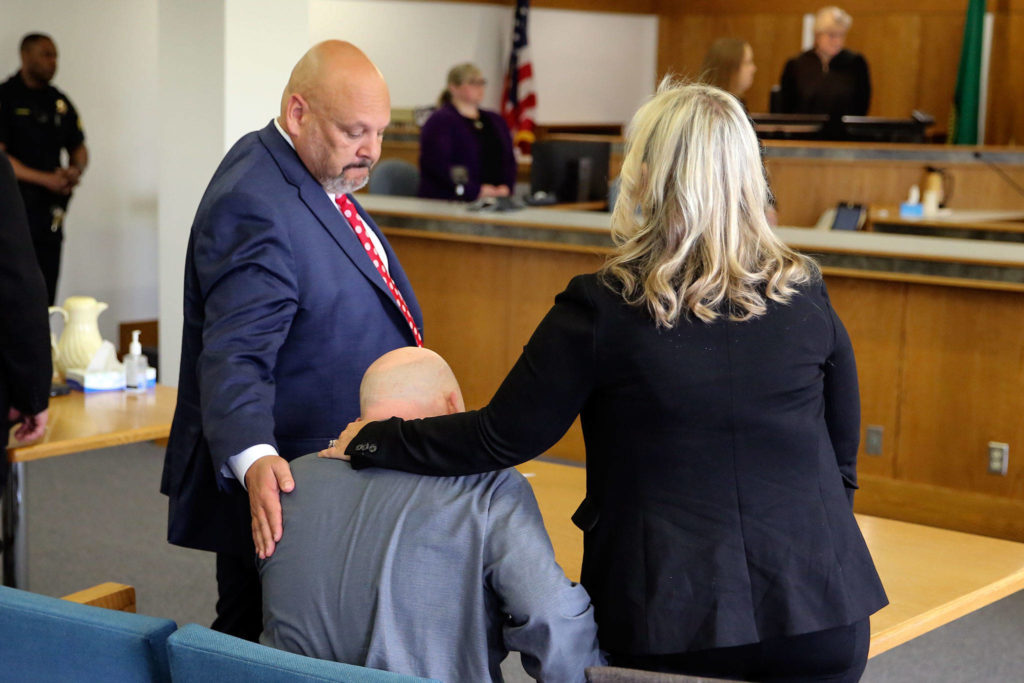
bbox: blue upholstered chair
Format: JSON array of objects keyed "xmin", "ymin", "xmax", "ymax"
[
  {"xmin": 166, "ymin": 623, "xmax": 440, "ymax": 682},
  {"xmin": 368, "ymin": 159, "xmax": 420, "ymax": 196},
  {"xmin": 0, "ymin": 584, "xmax": 177, "ymax": 681}
]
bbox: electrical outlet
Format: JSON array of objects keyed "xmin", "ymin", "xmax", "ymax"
[
  {"xmin": 865, "ymin": 425, "xmax": 883, "ymax": 455},
  {"xmin": 987, "ymin": 442, "xmax": 1009, "ymax": 475}
]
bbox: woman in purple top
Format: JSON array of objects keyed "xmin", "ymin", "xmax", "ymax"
[{"xmin": 417, "ymin": 63, "xmax": 517, "ymax": 201}]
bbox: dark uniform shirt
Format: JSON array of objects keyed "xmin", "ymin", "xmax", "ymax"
[{"xmin": 0, "ymin": 71, "xmax": 85, "ymax": 236}]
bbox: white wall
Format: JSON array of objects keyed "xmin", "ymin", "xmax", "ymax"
[
  {"xmin": 310, "ymin": 1, "xmax": 658, "ymax": 123},
  {"xmin": 224, "ymin": 0, "xmax": 310, "ymax": 146},
  {"xmin": 2, "ymin": 0, "xmax": 159, "ymax": 344},
  {"xmin": 531, "ymin": 9, "xmax": 658, "ymax": 123},
  {"xmin": 158, "ymin": 0, "xmax": 309, "ymax": 387},
  {"xmin": 310, "ymin": 1, "xmax": 510, "ymax": 111},
  {"xmin": 157, "ymin": 0, "xmax": 227, "ymax": 388}
]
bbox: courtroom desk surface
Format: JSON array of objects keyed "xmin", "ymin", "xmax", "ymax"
[
  {"xmin": 869, "ymin": 206, "xmax": 1024, "ymax": 243},
  {"xmin": 387, "ymin": 124, "xmax": 1024, "ymax": 165},
  {"xmin": 762, "ymin": 140, "xmax": 1024, "ymax": 164},
  {"xmin": 7, "ymin": 384, "xmax": 177, "ymax": 464},
  {"xmin": 361, "ymin": 195, "xmax": 1024, "ymax": 289},
  {"xmin": 515, "ymin": 459, "xmax": 1024, "ymax": 660}
]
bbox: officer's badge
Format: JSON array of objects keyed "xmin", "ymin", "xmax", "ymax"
[{"xmin": 56, "ymin": 98, "xmax": 68, "ymax": 114}]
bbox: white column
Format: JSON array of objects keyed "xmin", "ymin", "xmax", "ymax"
[{"xmin": 157, "ymin": 0, "xmax": 308, "ymax": 387}]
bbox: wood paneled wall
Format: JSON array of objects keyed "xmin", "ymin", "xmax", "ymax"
[
  {"xmin": 386, "ymin": 233, "xmax": 605, "ymax": 463},
  {"xmin": 434, "ymin": 0, "xmax": 1024, "ymax": 144},
  {"xmin": 987, "ymin": 1, "xmax": 1024, "ymax": 145},
  {"xmin": 763, "ymin": 146, "xmax": 1024, "ymax": 226},
  {"xmin": 826, "ymin": 274, "xmax": 1024, "ymax": 539},
  {"xmin": 656, "ymin": 1, "xmax": 992, "ymax": 138}
]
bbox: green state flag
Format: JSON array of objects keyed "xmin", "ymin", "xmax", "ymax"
[{"xmin": 950, "ymin": 0, "xmax": 986, "ymax": 144}]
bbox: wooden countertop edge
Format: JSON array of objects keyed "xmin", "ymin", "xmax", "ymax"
[
  {"xmin": 375, "ymin": 209, "xmax": 610, "ymax": 235},
  {"xmin": 384, "ymin": 224, "xmax": 1024, "ymax": 291},
  {"xmin": 8, "ymin": 423, "xmax": 172, "ymax": 463},
  {"xmin": 787, "ymin": 239, "xmax": 1024, "ymax": 269},
  {"xmin": 383, "ymin": 226, "xmax": 613, "ymax": 256},
  {"xmin": 868, "ymin": 569, "xmax": 1024, "ymax": 658},
  {"xmin": 818, "ymin": 266, "xmax": 1024, "ymax": 292},
  {"xmin": 375, "ymin": 206, "xmax": 1024, "ymax": 270}
]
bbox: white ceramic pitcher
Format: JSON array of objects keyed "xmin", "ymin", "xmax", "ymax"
[{"xmin": 49, "ymin": 296, "xmax": 108, "ymax": 376}]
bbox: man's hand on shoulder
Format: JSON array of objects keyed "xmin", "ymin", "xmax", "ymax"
[{"xmin": 244, "ymin": 455, "xmax": 295, "ymax": 559}]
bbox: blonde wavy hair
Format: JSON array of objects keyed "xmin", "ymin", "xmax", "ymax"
[{"xmin": 601, "ymin": 79, "xmax": 817, "ymax": 326}]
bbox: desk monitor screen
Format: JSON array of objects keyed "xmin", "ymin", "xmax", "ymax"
[
  {"xmin": 530, "ymin": 140, "xmax": 611, "ymax": 203},
  {"xmin": 840, "ymin": 114, "xmax": 933, "ymax": 143}
]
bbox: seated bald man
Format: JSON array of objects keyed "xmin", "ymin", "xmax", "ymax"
[{"xmin": 259, "ymin": 347, "xmax": 603, "ymax": 682}]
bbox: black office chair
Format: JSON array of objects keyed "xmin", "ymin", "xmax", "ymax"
[{"xmin": 369, "ymin": 159, "xmax": 419, "ymax": 196}]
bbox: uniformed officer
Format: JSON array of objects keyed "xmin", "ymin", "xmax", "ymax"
[{"xmin": 0, "ymin": 33, "xmax": 88, "ymax": 305}]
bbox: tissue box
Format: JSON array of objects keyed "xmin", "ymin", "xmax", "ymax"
[{"xmin": 66, "ymin": 367, "xmax": 156, "ymax": 392}]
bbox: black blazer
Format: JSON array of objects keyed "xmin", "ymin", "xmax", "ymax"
[
  {"xmin": 349, "ymin": 273, "xmax": 888, "ymax": 655},
  {"xmin": 779, "ymin": 49, "xmax": 871, "ymax": 118},
  {"xmin": 0, "ymin": 151, "xmax": 51, "ymax": 460}
]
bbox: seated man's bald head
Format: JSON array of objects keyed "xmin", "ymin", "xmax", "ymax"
[{"xmin": 359, "ymin": 348, "xmax": 465, "ymax": 422}]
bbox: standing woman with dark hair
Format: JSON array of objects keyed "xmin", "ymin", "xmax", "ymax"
[
  {"xmin": 700, "ymin": 38, "xmax": 757, "ymax": 103},
  {"xmin": 328, "ymin": 80, "xmax": 888, "ymax": 682},
  {"xmin": 418, "ymin": 63, "xmax": 517, "ymax": 201}
]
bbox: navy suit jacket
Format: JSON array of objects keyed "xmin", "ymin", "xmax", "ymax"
[{"xmin": 161, "ymin": 121, "xmax": 422, "ymax": 555}]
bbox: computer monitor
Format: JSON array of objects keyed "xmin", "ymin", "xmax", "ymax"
[
  {"xmin": 840, "ymin": 111, "xmax": 935, "ymax": 143},
  {"xmin": 530, "ymin": 139, "xmax": 611, "ymax": 203},
  {"xmin": 749, "ymin": 113, "xmax": 829, "ymax": 140}
]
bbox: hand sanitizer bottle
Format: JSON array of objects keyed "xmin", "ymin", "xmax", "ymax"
[{"xmin": 124, "ymin": 329, "xmax": 149, "ymax": 392}]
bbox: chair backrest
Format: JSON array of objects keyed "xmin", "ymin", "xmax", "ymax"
[
  {"xmin": 0, "ymin": 584, "xmax": 176, "ymax": 682},
  {"xmin": 369, "ymin": 159, "xmax": 419, "ymax": 196},
  {"xmin": 166, "ymin": 623, "xmax": 440, "ymax": 682},
  {"xmin": 586, "ymin": 666, "xmax": 739, "ymax": 682}
]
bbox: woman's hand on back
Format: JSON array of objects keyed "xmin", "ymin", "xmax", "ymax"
[{"xmin": 318, "ymin": 418, "xmax": 364, "ymax": 460}]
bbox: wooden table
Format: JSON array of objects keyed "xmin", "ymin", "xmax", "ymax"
[
  {"xmin": 517, "ymin": 459, "xmax": 1024, "ymax": 659},
  {"xmin": 869, "ymin": 205, "xmax": 1024, "ymax": 242},
  {"xmin": 3, "ymin": 385, "xmax": 177, "ymax": 588}
]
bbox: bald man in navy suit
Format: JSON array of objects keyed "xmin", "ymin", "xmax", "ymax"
[{"xmin": 160, "ymin": 41, "xmax": 422, "ymax": 641}]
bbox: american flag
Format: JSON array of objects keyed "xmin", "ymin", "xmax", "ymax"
[{"xmin": 501, "ymin": 0, "xmax": 536, "ymax": 156}]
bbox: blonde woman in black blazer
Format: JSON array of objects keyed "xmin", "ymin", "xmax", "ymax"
[{"xmin": 326, "ymin": 81, "xmax": 888, "ymax": 682}]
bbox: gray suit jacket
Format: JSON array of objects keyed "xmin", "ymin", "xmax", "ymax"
[{"xmin": 259, "ymin": 455, "xmax": 603, "ymax": 682}]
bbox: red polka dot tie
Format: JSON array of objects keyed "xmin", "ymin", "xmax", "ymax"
[{"xmin": 335, "ymin": 194, "xmax": 423, "ymax": 347}]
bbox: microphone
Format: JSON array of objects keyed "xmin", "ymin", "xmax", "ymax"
[
  {"xmin": 972, "ymin": 151, "xmax": 1024, "ymax": 201},
  {"xmin": 450, "ymin": 166, "xmax": 469, "ymax": 198}
]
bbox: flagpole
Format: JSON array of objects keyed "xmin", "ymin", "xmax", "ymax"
[{"xmin": 978, "ymin": 11, "xmax": 993, "ymax": 144}]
